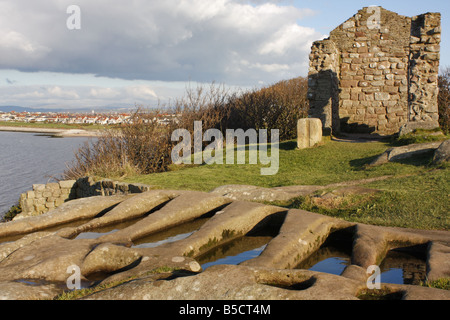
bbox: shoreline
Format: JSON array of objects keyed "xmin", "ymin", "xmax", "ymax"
[{"xmin": 0, "ymin": 125, "xmax": 101, "ymax": 137}]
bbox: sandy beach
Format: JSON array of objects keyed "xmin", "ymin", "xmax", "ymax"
[{"xmin": 0, "ymin": 126, "xmax": 101, "ymax": 137}]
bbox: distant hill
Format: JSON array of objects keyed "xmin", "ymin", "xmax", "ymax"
[
  {"xmin": 0, "ymin": 106, "xmax": 75, "ymax": 113},
  {"xmin": 0, "ymin": 106, "xmax": 32, "ymax": 113},
  {"xmin": 0, "ymin": 105, "xmax": 136, "ymax": 113}
]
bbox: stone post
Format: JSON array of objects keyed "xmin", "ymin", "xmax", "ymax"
[{"xmin": 297, "ymin": 118, "xmax": 323, "ymax": 149}]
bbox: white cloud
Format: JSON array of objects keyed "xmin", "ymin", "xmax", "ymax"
[
  {"xmin": 259, "ymin": 24, "xmax": 317, "ymax": 55},
  {"xmin": 0, "ymin": 29, "xmax": 51, "ymax": 67},
  {"xmin": 0, "ymin": 0, "xmax": 320, "ymax": 83},
  {"xmin": 0, "ymin": 83, "xmax": 165, "ymax": 109},
  {"xmin": 0, "ymin": 0, "xmax": 322, "ymax": 108},
  {"xmin": 89, "ymin": 87, "xmax": 120, "ymax": 99},
  {"xmin": 47, "ymin": 86, "xmax": 79, "ymax": 99},
  {"xmin": 250, "ymin": 62, "xmax": 290, "ymax": 73},
  {"xmin": 1, "ymin": 30, "xmax": 36, "ymax": 53},
  {"xmin": 125, "ymin": 85, "xmax": 158, "ymax": 100},
  {"xmin": 11, "ymin": 90, "xmax": 46, "ymax": 100}
]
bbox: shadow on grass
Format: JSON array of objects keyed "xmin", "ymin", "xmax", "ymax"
[
  {"xmin": 349, "ymin": 156, "xmax": 381, "ymax": 170},
  {"xmin": 392, "ymin": 152, "xmax": 435, "ymax": 166},
  {"xmin": 278, "ymin": 140, "xmax": 298, "ymax": 151},
  {"xmin": 349, "ymin": 152, "xmax": 435, "ymax": 169}
]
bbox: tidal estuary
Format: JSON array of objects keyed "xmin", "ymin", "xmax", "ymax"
[{"xmin": 0, "ymin": 131, "xmax": 91, "ymax": 218}]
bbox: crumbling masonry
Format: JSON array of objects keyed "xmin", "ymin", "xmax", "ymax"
[{"xmin": 308, "ymin": 7, "xmax": 441, "ymax": 136}]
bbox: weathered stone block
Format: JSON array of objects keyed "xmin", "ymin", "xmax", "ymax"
[
  {"xmin": 22, "ymin": 199, "xmax": 34, "ymax": 213},
  {"xmin": 372, "ymin": 81, "xmax": 385, "ymax": 87},
  {"xmin": 116, "ymin": 183, "xmax": 130, "ymax": 193},
  {"xmin": 46, "ymin": 183, "xmax": 60, "ymax": 190},
  {"xmin": 340, "ymin": 80, "xmax": 358, "ymax": 88},
  {"xmin": 374, "ymin": 92, "xmax": 390, "ymax": 101},
  {"xmin": 59, "ymin": 180, "xmax": 77, "ymax": 189},
  {"xmin": 297, "ymin": 118, "xmax": 323, "ymax": 149},
  {"xmin": 26, "ymin": 191, "xmax": 35, "ymax": 199},
  {"xmin": 358, "ymin": 81, "xmax": 369, "ymax": 87},
  {"xmin": 52, "ymin": 190, "xmax": 62, "ymax": 197},
  {"xmin": 433, "ymin": 140, "xmax": 450, "ymax": 165},
  {"xmin": 398, "ymin": 121, "xmax": 441, "ymax": 136},
  {"xmin": 45, "ymin": 202, "xmax": 55, "ymax": 210},
  {"xmin": 42, "ymin": 191, "xmax": 52, "ymax": 198},
  {"xmin": 33, "ymin": 184, "xmax": 45, "ymax": 192},
  {"xmin": 55, "ymin": 198, "xmax": 66, "ymax": 207},
  {"xmin": 34, "ymin": 204, "xmax": 46, "ymax": 213}
]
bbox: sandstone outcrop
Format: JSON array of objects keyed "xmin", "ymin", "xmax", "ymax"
[
  {"xmin": 433, "ymin": 139, "xmax": 450, "ymax": 165},
  {"xmin": 369, "ymin": 141, "xmax": 445, "ymax": 166},
  {"xmin": 0, "ymin": 188, "xmax": 448, "ymax": 300}
]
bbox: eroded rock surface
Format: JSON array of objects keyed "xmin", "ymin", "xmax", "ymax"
[
  {"xmin": 369, "ymin": 141, "xmax": 444, "ymax": 166},
  {"xmin": 433, "ymin": 140, "xmax": 450, "ymax": 165},
  {"xmin": 0, "ymin": 189, "xmax": 448, "ymax": 300}
]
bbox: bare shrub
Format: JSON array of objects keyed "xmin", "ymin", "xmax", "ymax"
[
  {"xmin": 63, "ymin": 108, "xmax": 177, "ymax": 180},
  {"xmin": 223, "ymin": 77, "xmax": 309, "ymax": 140},
  {"xmin": 64, "ymin": 76, "xmax": 309, "ymax": 180},
  {"xmin": 438, "ymin": 67, "xmax": 450, "ymax": 135}
]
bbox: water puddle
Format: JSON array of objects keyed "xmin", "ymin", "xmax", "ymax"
[
  {"xmin": 379, "ymin": 249, "xmax": 427, "ymax": 285},
  {"xmin": 131, "ymin": 218, "xmax": 209, "ymax": 248},
  {"xmin": 15, "ymin": 279, "xmax": 52, "ymax": 286},
  {"xmin": 196, "ymin": 211, "xmax": 285, "ymax": 269},
  {"xmin": 197, "ymin": 236, "xmax": 273, "ymax": 269},
  {"xmin": 134, "ymin": 231, "xmax": 194, "ymax": 248},
  {"xmin": 296, "ymin": 245, "xmax": 352, "ymax": 276},
  {"xmin": 295, "ymin": 232, "xmax": 427, "ymax": 286},
  {"xmin": 74, "ymin": 219, "xmax": 140, "ymax": 240},
  {"xmin": 296, "ymin": 228, "xmax": 353, "ymax": 276}
]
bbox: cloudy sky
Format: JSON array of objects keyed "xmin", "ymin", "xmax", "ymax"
[{"xmin": 0, "ymin": 0, "xmax": 449, "ymax": 110}]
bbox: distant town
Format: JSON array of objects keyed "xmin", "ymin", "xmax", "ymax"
[{"xmin": 0, "ymin": 110, "xmax": 178, "ymax": 126}]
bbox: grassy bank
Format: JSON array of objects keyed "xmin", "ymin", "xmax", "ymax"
[
  {"xmin": 292, "ymin": 166, "xmax": 449, "ymax": 230},
  {"xmin": 0, "ymin": 121, "xmax": 106, "ymax": 131},
  {"xmin": 124, "ymin": 139, "xmax": 428, "ymax": 191},
  {"xmin": 121, "ymin": 138, "xmax": 448, "ymax": 231}
]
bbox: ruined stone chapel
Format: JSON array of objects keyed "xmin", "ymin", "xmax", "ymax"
[{"xmin": 307, "ymin": 6, "xmax": 441, "ymax": 136}]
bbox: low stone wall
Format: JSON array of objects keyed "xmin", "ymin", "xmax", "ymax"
[{"xmin": 19, "ymin": 177, "xmax": 152, "ymax": 217}]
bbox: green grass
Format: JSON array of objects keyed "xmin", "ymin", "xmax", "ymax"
[
  {"xmin": 122, "ymin": 139, "xmax": 449, "ymax": 231},
  {"xmin": 421, "ymin": 278, "xmax": 450, "ymax": 290},
  {"xmin": 2, "ymin": 204, "xmax": 21, "ymax": 222},
  {"xmin": 291, "ymin": 167, "xmax": 449, "ymax": 230},
  {"xmin": 125, "ymin": 140, "xmax": 427, "ymax": 191},
  {"xmin": 359, "ymin": 167, "xmax": 449, "ymax": 229},
  {"xmin": 357, "ymin": 287, "xmax": 404, "ymax": 300},
  {"xmin": 393, "ymin": 128, "xmax": 449, "ymax": 146}
]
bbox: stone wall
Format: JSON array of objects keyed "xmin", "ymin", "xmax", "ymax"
[
  {"xmin": 308, "ymin": 7, "xmax": 441, "ymax": 136},
  {"xmin": 307, "ymin": 40, "xmax": 340, "ymax": 135},
  {"xmin": 19, "ymin": 181, "xmax": 78, "ymax": 215},
  {"xmin": 409, "ymin": 13, "xmax": 441, "ymax": 124},
  {"xmin": 18, "ymin": 177, "xmax": 152, "ymax": 217}
]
